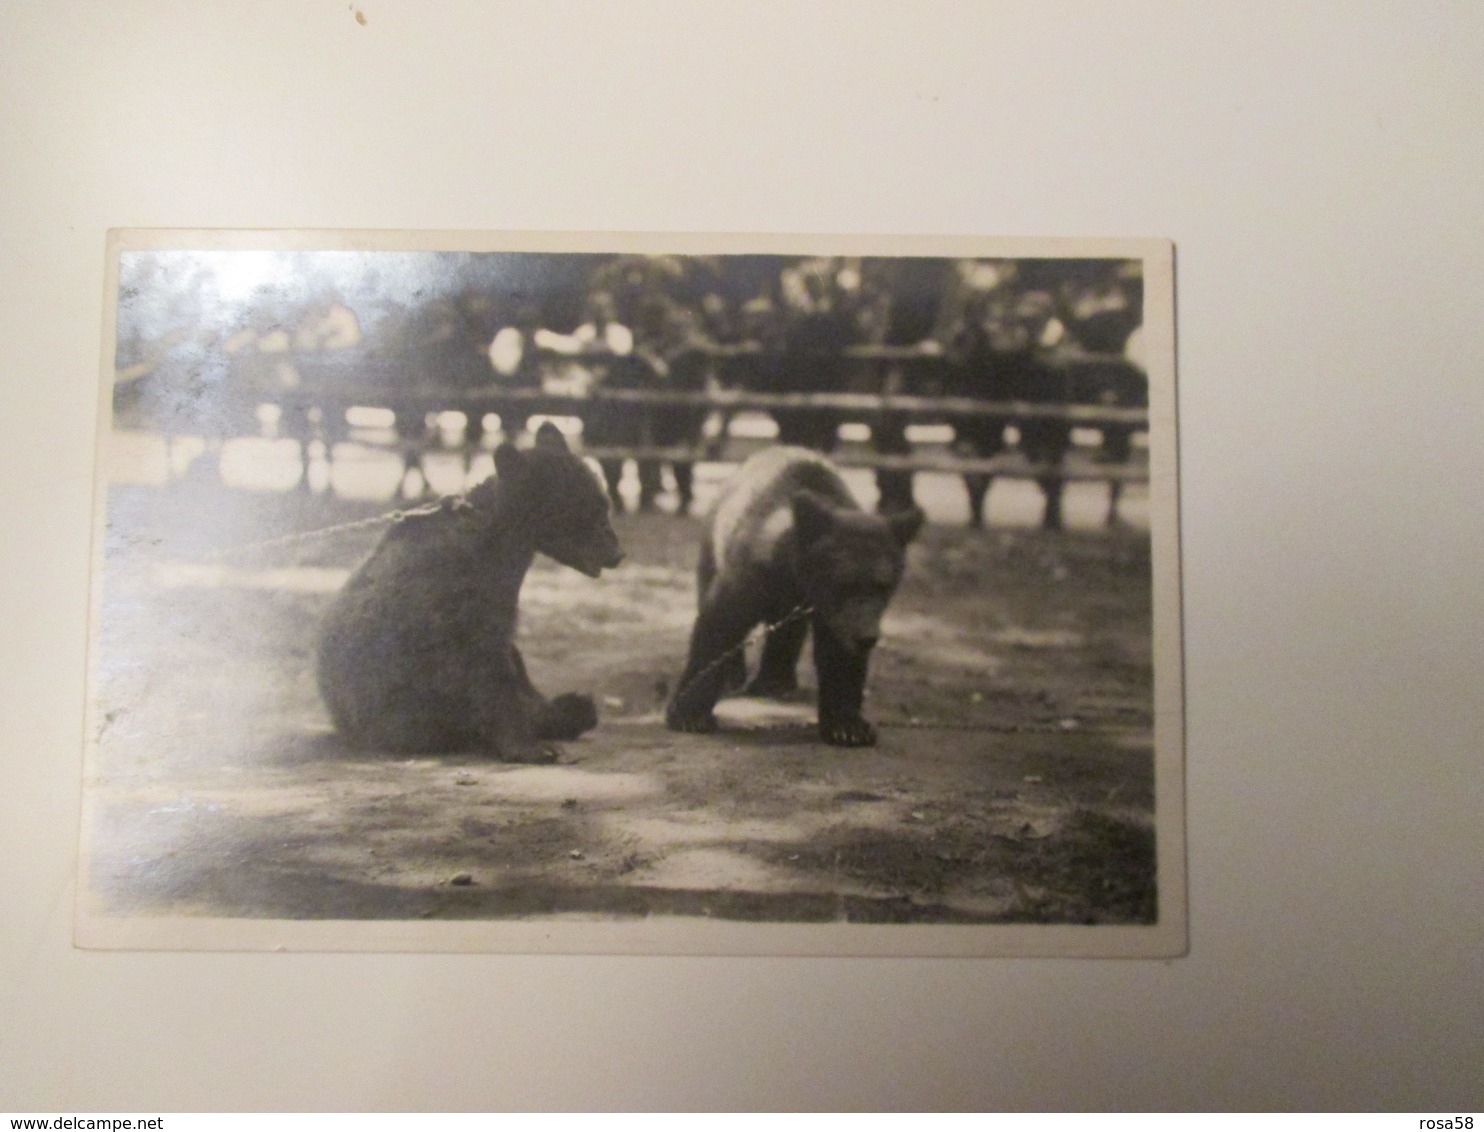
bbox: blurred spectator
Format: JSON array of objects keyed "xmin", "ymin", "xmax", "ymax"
[
  {"xmin": 589, "ymin": 255, "xmax": 685, "ymax": 328},
  {"xmin": 770, "ymin": 258, "xmax": 855, "ymax": 451},
  {"xmin": 1058, "ymin": 261, "xmax": 1146, "ymax": 524},
  {"xmin": 702, "ymin": 287, "xmax": 781, "ymax": 456},
  {"xmin": 279, "ymin": 294, "xmax": 365, "ymax": 471},
  {"xmin": 381, "ymin": 295, "xmax": 492, "ymax": 496},
  {"xmin": 545, "ymin": 292, "xmax": 638, "ymax": 512},
  {"xmin": 1060, "ymin": 261, "xmax": 1143, "ymax": 355},
  {"xmin": 632, "ymin": 299, "xmax": 714, "ymax": 514},
  {"xmin": 948, "ymin": 286, "xmax": 1073, "ymax": 529},
  {"xmin": 698, "ymin": 291, "xmax": 738, "ymax": 344},
  {"xmin": 945, "ymin": 290, "xmax": 1017, "ymax": 527},
  {"xmin": 1012, "ymin": 290, "xmax": 1075, "ymax": 530},
  {"xmin": 854, "ymin": 257, "xmax": 950, "ymax": 514},
  {"xmin": 292, "ymin": 296, "xmax": 362, "ymax": 352},
  {"xmin": 536, "ymin": 290, "xmax": 633, "ymax": 394},
  {"xmin": 486, "ymin": 300, "xmax": 546, "ymax": 441}
]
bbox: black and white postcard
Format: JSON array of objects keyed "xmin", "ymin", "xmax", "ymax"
[{"xmin": 79, "ymin": 230, "xmax": 1182, "ymax": 956}]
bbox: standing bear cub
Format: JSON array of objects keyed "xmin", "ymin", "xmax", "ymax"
[
  {"xmin": 318, "ymin": 422, "xmax": 623, "ymax": 763},
  {"xmin": 666, "ymin": 446, "xmax": 924, "ymax": 747}
]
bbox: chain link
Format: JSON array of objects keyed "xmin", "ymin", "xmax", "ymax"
[
  {"xmin": 195, "ymin": 500, "xmax": 446, "ymax": 563},
  {"xmin": 669, "ymin": 602, "xmax": 816, "ymax": 707}
]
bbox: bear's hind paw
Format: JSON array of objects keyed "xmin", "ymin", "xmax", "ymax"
[
  {"xmin": 665, "ymin": 706, "xmax": 719, "ymax": 735},
  {"xmin": 819, "ymin": 718, "xmax": 878, "ymax": 748},
  {"xmin": 538, "ymin": 693, "xmax": 599, "ymax": 740}
]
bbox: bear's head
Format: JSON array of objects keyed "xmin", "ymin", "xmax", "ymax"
[
  {"xmin": 789, "ymin": 491, "xmax": 924, "ymax": 656},
  {"xmin": 494, "ymin": 423, "xmax": 624, "ymax": 578}
]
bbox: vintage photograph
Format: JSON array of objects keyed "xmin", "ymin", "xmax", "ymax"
[{"xmin": 79, "ymin": 230, "xmax": 1182, "ymax": 956}]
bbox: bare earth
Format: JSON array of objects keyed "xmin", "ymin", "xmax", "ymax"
[{"xmin": 86, "ymin": 477, "xmax": 1156, "ymax": 926}]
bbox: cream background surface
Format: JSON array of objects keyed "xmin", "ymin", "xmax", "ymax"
[{"xmin": 2, "ymin": 1, "xmax": 1480, "ymax": 1111}]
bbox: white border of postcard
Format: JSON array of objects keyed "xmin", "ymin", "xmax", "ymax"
[{"xmin": 78, "ymin": 228, "xmax": 1184, "ymax": 958}]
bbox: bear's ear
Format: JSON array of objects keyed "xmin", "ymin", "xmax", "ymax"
[
  {"xmin": 494, "ymin": 441, "xmax": 523, "ymax": 481},
  {"xmin": 887, "ymin": 506, "xmax": 925, "ymax": 547},
  {"xmin": 791, "ymin": 490, "xmax": 837, "ymax": 544},
  {"xmin": 534, "ymin": 421, "xmax": 570, "ymax": 453}
]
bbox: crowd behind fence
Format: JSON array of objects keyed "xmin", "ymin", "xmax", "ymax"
[{"xmin": 113, "ymin": 254, "xmax": 1151, "ymax": 529}]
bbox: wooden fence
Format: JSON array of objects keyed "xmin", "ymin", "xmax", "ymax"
[
  {"xmin": 121, "ymin": 341, "xmax": 1151, "ymax": 488},
  {"xmin": 309, "ymin": 385, "xmax": 1152, "ymax": 484}
]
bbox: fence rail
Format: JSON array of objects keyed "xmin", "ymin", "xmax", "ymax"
[
  {"xmin": 285, "ymin": 384, "xmax": 1151, "ymax": 428},
  {"xmin": 278, "ymin": 385, "xmax": 1152, "ymax": 482},
  {"xmin": 573, "ymin": 444, "xmax": 1148, "ymax": 483},
  {"xmin": 120, "ymin": 354, "xmax": 1152, "ymax": 492}
]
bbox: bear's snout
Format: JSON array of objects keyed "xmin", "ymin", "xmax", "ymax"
[
  {"xmin": 822, "ymin": 599, "xmax": 889, "ymax": 657},
  {"xmin": 573, "ymin": 544, "xmax": 623, "ymax": 578}
]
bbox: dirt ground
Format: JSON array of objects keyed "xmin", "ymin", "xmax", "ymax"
[{"xmin": 85, "ymin": 469, "xmax": 1157, "ymax": 926}]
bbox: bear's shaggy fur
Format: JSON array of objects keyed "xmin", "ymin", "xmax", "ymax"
[
  {"xmin": 665, "ymin": 446, "xmax": 923, "ymax": 747},
  {"xmin": 317, "ymin": 423, "xmax": 623, "ymax": 763}
]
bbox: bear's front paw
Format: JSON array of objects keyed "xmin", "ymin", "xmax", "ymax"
[
  {"xmin": 665, "ymin": 704, "xmax": 719, "ymax": 734},
  {"xmin": 539, "ymin": 693, "xmax": 599, "ymax": 740},
  {"xmin": 819, "ymin": 717, "xmax": 878, "ymax": 747}
]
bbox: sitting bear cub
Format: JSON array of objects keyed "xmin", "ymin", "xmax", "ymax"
[
  {"xmin": 318, "ymin": 422, "xmax": 623, "ymax": 762},
  {"xmin": 666, "ymin": 446, "xmax": 923, "ymax": 747}
]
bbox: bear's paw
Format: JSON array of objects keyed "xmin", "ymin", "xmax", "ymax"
[
  {"xmin": 538, "ymin": 693, "xmax": 599, "ymax": 740},
  {"xmin": 665, "ymin": 706, "xmax": 719, "ymax": 735},
  {"xmin": 819, "ymin": 717, "xmax": 878, "ymax": 748}
]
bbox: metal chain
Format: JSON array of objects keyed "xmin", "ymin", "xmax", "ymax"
[
  {"xmin": 195, "ymin": 500, "xmax": 447, "ymax": 563},
  {"xmin": 669, "ymin": 602, "xmax": 816, "ymax": 707},
  {"xmin": 670, "ymin": 620, "xmax": 1146, "ymax": 738}
]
